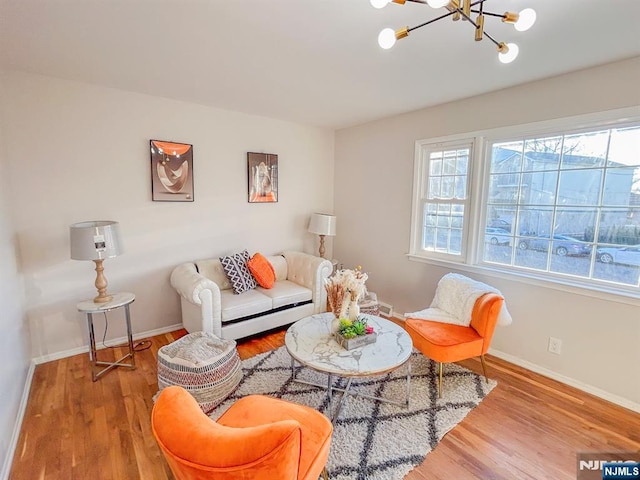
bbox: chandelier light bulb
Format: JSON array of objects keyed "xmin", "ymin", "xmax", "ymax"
[
  {"xmin": 498, "ymin": 43, "xmax": 519, "ymax": 63},
  {"xmin": 370, "ymin": 0, "xmax": 391, "ymax": 8},
  {"xmin": 514, "ymin": 8, "xmax": 536, "ymax": 32},
  {"xmin": 378, "ymin": 28, "xmax": 397, "ymax": 49},
  {"xmin": 426, "ymin": 0, "xmax": 450, "ymax": 8}
]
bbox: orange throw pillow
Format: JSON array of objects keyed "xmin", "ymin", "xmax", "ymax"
[{"xmin": 247, "ymin": 253, "xmax": 276, "ymax": 289}]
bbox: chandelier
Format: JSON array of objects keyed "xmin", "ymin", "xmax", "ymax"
[{"xmin": 371, "ymin": 0, "xmax": 536, "ymax": 64}]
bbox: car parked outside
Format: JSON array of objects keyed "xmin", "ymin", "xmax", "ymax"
[
  {"xmin": 596, "ymin": 245, "xmax": 640, "ymax": 266},
  {"xmin": 487, "ymin": 219, "xmax": 512, "ymax": 231},
  {"xmin": 517, "ymin": 234, "xmax": 591, "ymax": 256},
  {"xmin": 485, "ymin": 227, "xmax": 511, "ymax": 246}
]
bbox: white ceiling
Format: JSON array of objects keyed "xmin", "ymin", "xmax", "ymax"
[{"xmin": 1, "ymin": 0, "xmax": 639, "ymax": 129}]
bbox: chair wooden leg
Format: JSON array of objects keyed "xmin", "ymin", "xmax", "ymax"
[
  {"xmin": 480, "ymin": 354, "xmax": 489, "ymax": 383},
  {"xmin": 438, "ymin": 362, "xmax": 443, "ymax": 399},
  {"xmin": 321, "ymin": 467, "xmax": 329, "ymax": 480}
]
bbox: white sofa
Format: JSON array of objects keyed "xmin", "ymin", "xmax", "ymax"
[{"xmin": 170, "ymin": 251, "xmax": 333, "ymax": 340}]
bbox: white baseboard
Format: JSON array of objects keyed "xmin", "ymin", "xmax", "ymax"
[
  {"xmin": 32, "ymin": 323, "xmax": 183, "ymax": 365},
  {"xmin": 391, "ymin": 315, "xmax": 638, "ymax": 413},
  {"xmin": 488, "ymin": 348, "xmax": 640, "ymax": 414},
  {"xmin": 1, "ymin": 360, "xmax": 36, "ymax": 480}
]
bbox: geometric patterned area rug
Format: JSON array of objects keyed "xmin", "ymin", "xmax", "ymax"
[{"xmin": 210, "ymin": 346, "xmax": 496, "ymax": 480}]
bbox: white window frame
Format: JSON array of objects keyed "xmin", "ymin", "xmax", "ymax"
[
  {"xmin": 409, "ymin": 136, "xmax": 479, "ymax": 264},
  {"xmin": 407, "ymin": 106, "xmax": 640, "ymax": 304}
]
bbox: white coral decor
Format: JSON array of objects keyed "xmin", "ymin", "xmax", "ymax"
[{"xmin": 324, "ymin": 267, "xmax": 368, "ymax": 320}]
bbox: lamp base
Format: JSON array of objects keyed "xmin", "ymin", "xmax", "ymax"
[
  {"xmin": 93, "ymin": 259, "xmax": 113, "ymax": 303},
  {"xmin": 93, "ymin": 293, "xmax": 113, "ymax": 304},
  {"xmin": 318, "ymin": 234, "xmax": 326, "ymax": 258}
]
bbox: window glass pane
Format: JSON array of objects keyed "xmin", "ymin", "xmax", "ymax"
[
  {"xmin": 423, "ymin": 226, "xmax": 436, "ymax": 250},
  {"xmin": 450, "ymin": 229, "xmax": 462, "ymax": 254},
  {"xmin": 428, "ymin": 177, "xmax": 440, "ymax": 199},
  {"xmin": 561, "ymin": 131, "xmax": 608, "ymax": 169},
  {"xmin": 443, "ymin": 152, "xmax": 456, "ymax": 175},
  {"xmin": 557, "ymin": 169, "xmax": 602, "ymax": 205},
  {"xmin": 491, "ymin": 142, "xmax": 523, "ymax": 172},
  {"xmin": 457, "ymin": 157, "xmax": 468, "ymax": 175},
  {"xmin": 608, "ymin": 126, "xmax": 640, "ymax": 167},
  {"xmin": 523, "ymin": 136, "xmax": 562, "ymax": 172},
  {"xmin": 518, "ymin": 206, "xmax": 553, "ymax": 237},
  {"xmin": 550, "ymin": 250, "xmax": 593, "ymax": 277},
  {"xmin": 602, "ymin": 166, "xmax": 639, "ymax": 207},
  {"xmin": 488, "ymin": 174, "xmax": 520, "ymax": 204},
  {"xmin": 555, "ymin": 207, "xmax": 597, "ymax": 241},
  {"xmin": 593, "ymin": 245, "xmax": 640, "ymax": 286},
  {"xmin": 454, "ymin": 175, "xmax": 467, "ymax": 199},
  {"xmin": 430, "ymin": 158, "xmax": 442, "ymax": 176},
  {"xmin": 441, "ymin": 176, "xmax": 454, "ymax": 198},
  {"xmin": 521, "ymin": 171, "xmax": 557, "ymax": 205},
  {"xmin": 595, "ymin": 209, "xmax": 640, "ymax": 246}
]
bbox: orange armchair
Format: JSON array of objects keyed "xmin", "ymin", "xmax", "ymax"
[
  {"xmin": 152, "ymin": 386, "xmax": 332, "ymax": 480},
  {"xmin": 405, "ymin": 292, "xmax": 503, "ymax": 398}
]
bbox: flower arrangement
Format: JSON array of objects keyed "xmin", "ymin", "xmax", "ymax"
[
  {"xmin": 338, "ymin": 317, "xmax": 375, "ymax": 339},
  {"xmin": 325, "ymin": 266, "xmax": 368, "ymax": 320}
]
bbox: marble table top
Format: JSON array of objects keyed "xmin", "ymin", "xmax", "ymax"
[
  {"xmin": 77, "ymin": 292, "xmax": 136, "ymax": 313},
  {"xmin": 285, "ymin": 312, "xmax": 413, "ymax": 377}
]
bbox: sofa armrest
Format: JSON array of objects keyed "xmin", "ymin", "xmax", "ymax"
[
  {"xmin": 282, "ymin": 251, "xmax": 332, "ymax": 313},
  {"xmin": 170, "ymin": 263, "xmax": 223, "ymax": 336},
  {"xmin": 170, "ymin": 263, "xmax": 222, "ymax": 306}
]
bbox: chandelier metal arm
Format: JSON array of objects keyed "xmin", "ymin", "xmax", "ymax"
[
  {"xmin": 408, "ymin": 9, "xmax": 459, "ymax": 33},
  {"xmin": 471, "ymin": 10, "xmax": 507, "ymax": 20}
]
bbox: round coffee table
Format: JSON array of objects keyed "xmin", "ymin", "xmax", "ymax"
[{"xmin": 285, "ymin": 312, "xmax": 413, "ymax": 422}]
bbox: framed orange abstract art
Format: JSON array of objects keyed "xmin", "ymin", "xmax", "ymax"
[
  {"xmin": 247, "ymin": 152, "xmax": 278, "ymax": 203},
  {"xmin": 150, "ymin": 140, "xmax": 194, "ymax": 202}
]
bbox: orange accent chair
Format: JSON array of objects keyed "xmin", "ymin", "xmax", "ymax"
[
  {"xmin": 152, "ymin": 386, "xmax": 332, "ymax": 480},
  {"xmin": 405, "ymin": 293, "xmax": 503, "ymax": 398}
]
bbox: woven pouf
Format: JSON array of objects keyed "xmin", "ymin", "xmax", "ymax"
[{"xmin": 157, "ymin": 332, "xmax": 242, "ymax": 413}]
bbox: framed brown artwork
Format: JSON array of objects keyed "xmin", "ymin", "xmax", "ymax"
[
  {"xmin": 150, "ymin": 140, "xmax": 194, "ymax": 202},
  {"xmin": 247, "ymin": 152, "xmax": 278, "ymax": 203}
]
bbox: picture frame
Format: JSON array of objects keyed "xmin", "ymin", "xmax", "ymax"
[
  {"xmin": 150, "ymin": 140, "xmax": 194, "ymax": 202},
  {"xmin": 247, "ymin": 152, "xmax": 278, "ymax": 203}
]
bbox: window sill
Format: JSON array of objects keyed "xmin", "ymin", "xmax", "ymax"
[{"xmin": 406, "ymin": 253, "xmax": 640, "ymax": 307}]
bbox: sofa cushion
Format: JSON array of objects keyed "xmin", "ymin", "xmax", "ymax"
[
  {"xmin": 247, "ymin": 253, "xmax": 276, "ymax": 289},
  {"xmin": 257, "ymin": 280, "xmax": 312, "ymax": 309},
  {"xmin": 220, "ymin": 289, "xmax": 273, "ymax": 323},
  {"xmin": 194, "ymin": 259, "xmax": 232, "ymax": 290},
  {"xmin": 267, "ymin": 255, "xmax": 288, "ymax": 281},
  {"xmin": 220, "ymin": 250, "xmax": 257, "ymax": 294}
]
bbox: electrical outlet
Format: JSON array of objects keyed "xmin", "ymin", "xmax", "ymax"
[{"xmin": 548, "ymin": 337, "xmax": 562, "ymax": 355}]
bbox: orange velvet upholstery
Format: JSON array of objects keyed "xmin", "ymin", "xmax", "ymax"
[
  {"xmin": 152, "ymin": 386, "xmax": 333, "ymax": 480},
  {"xmin": 405, "ymin": 293, "xmax": 503, "ymax": 395}
]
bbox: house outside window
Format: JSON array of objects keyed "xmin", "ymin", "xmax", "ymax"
[{"xmin": 409, "ymin": 110, "xmax": 640, "ymax": 296}]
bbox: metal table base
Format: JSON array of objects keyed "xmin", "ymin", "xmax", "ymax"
[{"xmin": 290, "ymin": 358, "xmax": 411, "ymax": 423}]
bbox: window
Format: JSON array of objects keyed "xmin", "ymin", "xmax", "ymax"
[
  {"xmin": 409, "ymin": 110, "xmax": 640, "ymax": 295},
  {"xmin": 410, "ymin": 140, "xmax": 473, "ymax": 261}
]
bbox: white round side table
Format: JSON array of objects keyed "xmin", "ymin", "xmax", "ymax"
[{"xmin": 77, "ymin": 292, "xmax": 136, "ymax": 381}]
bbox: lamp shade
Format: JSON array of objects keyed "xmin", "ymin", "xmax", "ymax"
[
  {"xmin": 70, "ymin": 221, "xmax": 123, "ymax": 261},
  {"xmin": 308, "ymin": 213, "xmax": 336, "ymax": 236}
]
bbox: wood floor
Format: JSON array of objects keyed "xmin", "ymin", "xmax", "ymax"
[{"xmin": 10, "ymin": 324, "xmax": 640, "ymax": 480}]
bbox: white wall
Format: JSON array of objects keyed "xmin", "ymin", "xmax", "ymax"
[
  {"xmin": 334, "ymin": 57, "xmax": 640, "ymax": 407},
  {"xmin": 1, "ymin": 70, "xmax": 335, "ymax": 359},
  {"xmin": 0, "ymin": 87, "xmax": 31, "ymax": 477}
]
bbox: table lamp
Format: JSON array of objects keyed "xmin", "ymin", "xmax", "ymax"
[
  {"xmin": 308, "ymin": 213, "xmax": 336, "ymax": 258},
  {"xmin": 70, "ymin": 221, "xmax": 123, "ymax": 303}
]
